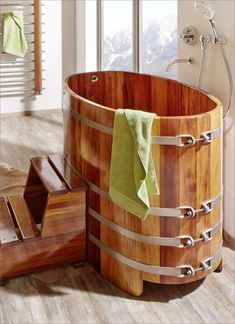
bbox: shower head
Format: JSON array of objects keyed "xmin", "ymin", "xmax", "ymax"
[
  {"xmin": 194, "ymin": 1, "xmax": 215, "ymax": 21},
  {"xmin": 194, "ymin": 1, "xmax": 219, "ymax": 41}
]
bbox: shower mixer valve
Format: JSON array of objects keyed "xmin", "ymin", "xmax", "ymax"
[{"xmin": 179, "ymin": 26, "xmax": 197, "ymax": 45}]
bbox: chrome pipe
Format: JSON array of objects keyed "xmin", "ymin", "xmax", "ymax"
[
  {"xmin": 0, "ymin": 79, "xmax": 35, "ymax": 84},
  {"xmin": 166, "ymin": 57, "xmax": 193, "ymax": 72},
  {"xmin": 1, "ymin": 50, "xmax": 45, "ymax": 54},
  {"xmin": 0, "ymin": 70, "xmax": 34, "ymax": 75},
  {"xmin": 0, "ymin": 60, "xmax": 35, "ymax": 65},
  {"xmin": 0, "ymin": 22, "xmax": 34, "ymax": 26},
  {"xmin": 0, "ymin": 74, "xmax": 34, "ymax": 78},
  {"xmin": 0, "ymin": 32, "xmax": 45, "ymax": 35},
  {"xmin": 0, "ymin": 13, "xmax": 32, "ymax": 16},
  {"xmin": 0, "ymin": 41, "xmax": 45, "ymax": 44},
  {"xmin": 0, "ymin": 13, "xmax": 44, "ymax": 17},
  {"xmin": 0, "ymin": 69, "xmax": 45, "ymax": 75},
  {"xmin": 0, "ymin": 3, "xmax": 34, "ymax": 6},
  {"xmin": 0, "ymin": 32, "xmax": 33, "ymax": 35},
  {"xmin": 0, "ymin": 88, "xmax": 45, "ymax": 95},
  {"xmin": 0, "ymin": 3, "xmax": 44, "ymax": 6},
  {"xmin": 0, "ymin": 59, "xmax": 45, "ymax": 66},
  {"xmin": 0, "ymin": 78, "xmax": 45, "ymax": 84}
]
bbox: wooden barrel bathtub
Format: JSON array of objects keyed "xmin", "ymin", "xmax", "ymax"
[{"xmin": 63, "ymin": 71, "xmax": 223, "ymax": 296}]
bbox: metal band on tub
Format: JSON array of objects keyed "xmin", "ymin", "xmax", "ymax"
[
  {"xmin": 89, "ymin": 234, "xmax": 222, "ymax": 278},
  {"xmin": 88, "ymin": 207, "xmax": 222, "ymax": 248},
  {"xmin": 65, "ymin": 106, "xmax": 222, "ymax": 147},
  {"xmin": 65, "ymin": 158, "xmax": 222, "ymax": 219}
]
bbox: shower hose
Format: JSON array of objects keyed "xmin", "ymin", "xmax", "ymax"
[{"xmin": 197, "ymin": 41, "xmax": 233, "ymax": 121}]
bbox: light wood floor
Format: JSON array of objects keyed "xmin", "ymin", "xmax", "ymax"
[{"xmin": 0, "ymin": 111, "xmax": 235, "ymax": 324}]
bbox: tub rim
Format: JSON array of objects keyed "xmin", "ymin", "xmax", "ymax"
[{"xmin": 63, "ymin": 71, "xmax": 223, "ymax": 120}]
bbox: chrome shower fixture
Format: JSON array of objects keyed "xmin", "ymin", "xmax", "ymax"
[
  {"xmin": 194, "ymin": 1, "xmax": 233, "ymax": 121},
  {"xmin": 194, "ymin": 1, "xmax": 215, "ymax": 20},
  {"xmin": 194, "ymin": 1, "xmax": 226, "ymax": 45}
]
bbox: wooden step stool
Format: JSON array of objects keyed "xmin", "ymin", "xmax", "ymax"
[{"xmin": 0, "ymin": 154, "xmax": 86, "ymax": 282}]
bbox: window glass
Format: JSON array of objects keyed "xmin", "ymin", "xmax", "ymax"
[
  {"xmin": 140, "ymin": 0, "xmax": 177, "ymax": 78},
  {"xmin": 102, "ymin": 0, "xmax": 133, "ymax": 71}
]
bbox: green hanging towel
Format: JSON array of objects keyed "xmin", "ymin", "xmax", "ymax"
[
  {"xmin": 3, "ymin": 11, "xmax": 28, "ymax": 58},
  {"xmin": 109, "ymin": 109, "xmax": 159, "ymax": 220}
]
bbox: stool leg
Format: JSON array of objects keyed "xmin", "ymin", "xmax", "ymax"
[{"xmin": 214, "ymin": 260, "xmax": 222, "ymax": 273}]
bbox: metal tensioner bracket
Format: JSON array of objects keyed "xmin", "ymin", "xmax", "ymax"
[
  {"xmin": 177, "ymin": 247, "xmax": 222, "ymax": 278},
  {"xmin": 175, "ymin": 193, "xmax": 222, "ymax": 219},
  {"xmin": 175, "ymin": 127, "xmax": 222, "ymax": 147}
]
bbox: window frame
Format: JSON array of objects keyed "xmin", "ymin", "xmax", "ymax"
[
  {"xmin": 76, "ymin": 0, "xmax": 177, "ymax": 75},
  {"xmin": 96, "ymin": 0, "xmax": 139, "ymax": 72}
]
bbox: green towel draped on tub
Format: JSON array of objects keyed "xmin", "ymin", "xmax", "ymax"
[
  {"xmin": 109, "ymin": 109, "xmax": 159, "ymax": 219},
  {"xmin": 3, "ymin": 11, "xmax": 28, "ymax": 57}
]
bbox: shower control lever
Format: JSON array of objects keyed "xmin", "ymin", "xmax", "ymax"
[
  {"xmin": 179, "ymin": 26, "xmax": 197, "ymax": 45},
  {"xmin": 166, "ymin": 57, "xmax": 193, "ymax": 72}
]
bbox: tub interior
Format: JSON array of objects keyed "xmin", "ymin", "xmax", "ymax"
[{"xmin": 67, "ymin": 71, "xmax": 217, "ymax": 117}]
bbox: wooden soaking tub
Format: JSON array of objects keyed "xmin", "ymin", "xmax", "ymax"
[{"xmin": 63, "ymin": 71, "xmax": 223, "ymax": 296}]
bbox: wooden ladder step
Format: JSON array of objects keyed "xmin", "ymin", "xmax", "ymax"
[
  {"xmin": 0, "ymin": 197, "xmax": 20, "ymax": 246},
  {"xmin": 30, "ymin": 156, "xmax": 68, "ymax": 194},
  {"xmin": 48, "ymin": 154, "xmax": 86, "ymax": 192},
  {"xmin": 8, "ymin": 195, "xmax": 40, "ymax": 240}
]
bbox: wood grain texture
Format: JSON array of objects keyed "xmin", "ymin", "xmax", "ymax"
[
  {"xmin": 0, "ymin": 197, "xmax": 19, "ymax": 246},
  {"xmin": 8, "ymin": 195, "xmax": 40, "ymax": 240},
  {"xmin": 34, "ymin": 0, "xmax": 42, "ymax": 94},
  {"xmin": 0, "ymin": 232, "xmax": 86, "ymax": 280},
  {"xmin": 30, "ymin": 156, "xmax": 68, "ymax": 194},
  {"xmin": 0, "ymin": 110, "xmax": 233, "ymax": 324},
  {"xmin": 41, "ymin": 191, "xmax": 86, "ymax": 238},
  {"xmin": 0, "ymin": 155, "xmax": 86, "ymax": 280},
  {"xmin": 64, "ymin": 71, "xmax": 223, "ymax": 295},
  {"xmin": 48, "ymin": 154, "xmax": 87, "ymax": 192}
]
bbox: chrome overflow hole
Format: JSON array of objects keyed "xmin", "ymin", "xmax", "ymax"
[{"xmin": 91, "ymin": 75, "xmax": 99, "ymax": 83}]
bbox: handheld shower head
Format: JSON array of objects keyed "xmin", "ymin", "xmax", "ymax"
[
  {"xmin": 194, "ymin": 1, "xmax": 219, "ymax": 40},
  {"xmin": 194, "ymin": 1, "xmax": 215, "ymax": 21},
  {"xmin": 194, "ymin": 1, "xmax": 233, "ymax": 120}
]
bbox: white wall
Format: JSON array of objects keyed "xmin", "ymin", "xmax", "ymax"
[
  {"xmin": 0, "ymin": 0, "xmax": 62, "ymax": 114},
  {"xmin": 62, "ymin": 0, "xmax": 76, "ymax": 80},
  {"xmin": 178, "ymin": 0, "xmax": 235, "ymax": 243}
]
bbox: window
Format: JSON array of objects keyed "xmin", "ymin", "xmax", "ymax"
[
  {"xmin": 140, "ymin": 0, "xmax": 177, "ymax": 78},
  {"xmin": 79, "ymin": 0, "xmax": 177, "ymax": 78},
  {"xmin": 102, "ymin": 0, "xmax": 133, "ymax": 71}
]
